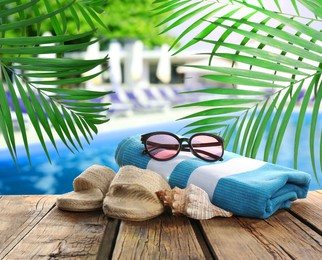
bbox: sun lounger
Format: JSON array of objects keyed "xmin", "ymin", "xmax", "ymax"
[{"xmin": 125, "ymin": 88, "xmax": 167, "ymax": 111}]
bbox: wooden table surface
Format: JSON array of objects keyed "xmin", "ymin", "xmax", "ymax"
[{"xmin": 0, "ymin": 190, "xmax": 321, "ymax": 259}]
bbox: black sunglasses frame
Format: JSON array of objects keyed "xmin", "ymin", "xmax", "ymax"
[{"xmin": 141, "ymin": 131, "xmax": 224, "ymax": 162}]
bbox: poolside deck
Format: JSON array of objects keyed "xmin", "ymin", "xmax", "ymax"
[{"xmin": 0, "ymin": 190, "xmax": 321, "ymax": 259}]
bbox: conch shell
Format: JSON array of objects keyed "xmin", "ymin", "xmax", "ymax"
[{"xmin": 156, "ymin": 184, "xmax": 232, "ymax": 219}]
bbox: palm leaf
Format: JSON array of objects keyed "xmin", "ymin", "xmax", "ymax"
[
  {"xmin": 44, "ymin": 0, "xmax": 63, "ymax": 35},
  {"xmin": 76, "ymin": 2, "xmax": 96, "ymax": 30},
  {"xmin": 174, "ymin": 7, "xmax": 241, "ymax": 55},
  {"xmin": 171, "ymin": 5, "xmax": 229, "ymax": 52},
  {"xmin": 209, "ymin": 9, "xmax": 261, "ymax": 65},
  {"xmin": 5, "ymin": 74, "xmax": 31, "ymax": 162},
  {"xmin": 69, "ymin": 4, "xmax": 81, "ymax": 31},
  {"xmin": 309, "ymin": 78, "xmax": 322, "ymax": 182},
  {"xmin": 0, "ymin": 0, "xmax": 112, "ymax": 164},
  {"xmin": 15, "ymin": 76, "xmax": 52, "ymax": 162},
  {"xmin": 201, "ymin": 40, "xmax": 321, "ymax": 71},
  {"xmin": 185, "ymin": 116, "xmax": 237, "ymax": 127},
  {"xmin": 244, "ymin": 100, "xmax": 268, "ymax": 157},
  {"xmin": 297, "ymin": 0, "xmax": 322, "ymax": 18},
  {"xmin": 62, "ymin": 106, "xmax": 83, "ymax": 150},
  {"xmin": 155, "ymin": 0, "xmax": 322, "ymax": 180},
  {"xmin": 186, "ymin": 65, "xmax": 297, "ymax": 82},
  {"xmin": 39, "ymin": 92, "xmax": 74, "ymax": 153},
  {"xmin": 223, "ymin": 117, "xmax": 239, "ymax": 146},
  {"xmin": 220, "ymin": 17, "xmax": 322, "ymax": 54},
  {"xmin": 251, "ymin": 91, "xmax": 281, "ymax": 158},
  {"xmin": 0, "ymin": 39, "xmax": 100, "ymax": 55},
  {"xmin": 0, "ymin": 0, "xmax": 40, "ymax": 18},
  {"xmin": 272, "ymin": 83, "xmax": 303, "ymax": 163},
  {"xmin": 0, "ymin": 2, "xmax": 73, "ymax": 33},
  {"xmin": 294, "ymin": 76, "xmax": 316, "ymax": 169},
  {"xmin": 50, "ymin": 99, "xmax": 79, "ymax": 152},
  {"xmin": 210, "ymin": 53, "xmax": 310, "ymax": 76},
  {"xmin": 0, "ymin": 71, "xmax": 17, "ymax": 163},
  {"xmin": 0, "ymin": 68, "xmax": 16, "ymax": 150},
  {"xmin": 210, "ymin": 21, "xmax": 322, "ymax": 63},
  {"xmin": 233, "ymin": 110, "xmax": 250, "ymax": 153}
]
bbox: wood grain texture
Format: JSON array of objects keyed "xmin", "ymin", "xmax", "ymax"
[
  {"xmin": 289, "ymin": 190, "xmax": 322, "ymax": 232},
  {"xmin": 239, "ymin": 211, "xmax": 322, "ymax": 259},
  {"xmin": 97, "ymin": 217, "xmax": 120, "ymax": 260},
  {"xmin": 200, "ymin": 217, "xmax": 274, "ymax": 259},
  {"xmin": 0, "ymin": 195, "xmax": 56, "ymax": 258},
  {"xmin": 1, "ymin": 191, "xmax": 321, "ymax": 259},
  {"xmin": 112, "ymin": 211, "xmax": 207, "ymax": 260},
  {"xmin": 200, "ymin": 192, "xmax": 322, "ymax": 260},
  {"xmin": 2, "ymin": 201, "xmax": 112, "ymax": 259}
]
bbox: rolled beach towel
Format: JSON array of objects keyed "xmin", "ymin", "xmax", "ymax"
[{"xmin": 115, "ymin": 135, "xmax": 311, "ymax": 219}]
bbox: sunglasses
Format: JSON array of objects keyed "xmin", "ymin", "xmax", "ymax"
[{"xmin": 141, "ymin": 131, "xmax": 224, "ymax": 162}]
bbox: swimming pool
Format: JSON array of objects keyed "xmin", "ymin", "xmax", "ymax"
[
  {"xmin": 0, "ymin": 120, "xmax": 186, "ymax": 195},
  {"xmin": 0, "ymin": 112, "xmax": 321, "ymax": 194}
]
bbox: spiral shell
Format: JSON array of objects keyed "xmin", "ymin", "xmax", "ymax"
[{"xmin": 156, "ymin": 184, "xmax": 232, "ymax": 219}]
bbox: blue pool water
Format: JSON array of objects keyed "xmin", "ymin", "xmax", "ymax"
[
  {"xmin": 0, "ymin": 120, "xmax": 185, "ymax": 195},
  {"xmin": 0, "ymin": 112, "xmax": 321, "ymax": 194}
]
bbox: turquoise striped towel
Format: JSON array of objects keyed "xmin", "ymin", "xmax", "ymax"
[{"xmin": 115, "ymin": 135, "xmax": 311, "ymax": 219}]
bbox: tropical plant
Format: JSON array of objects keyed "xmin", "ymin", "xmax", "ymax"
[
  {"xmin": 0, "ymin": 0, "xmax": 111, "ymax": 165},
  {"xmin": 154, "ymin": 0, "xmax": 322, "ymax": 181},
  {"xmin": 6, "ymin": 0, "xmax": 174, "ymax": 48},
  {"xmin": 102, "ymin": 0, "xmax": 174, "ymax": 48}
]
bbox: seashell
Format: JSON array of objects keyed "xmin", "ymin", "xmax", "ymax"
[{"xmin": 156, "ymin": 184, "xmax": 233, "ymax": 219}]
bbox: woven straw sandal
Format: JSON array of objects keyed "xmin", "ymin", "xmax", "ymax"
[
  {"xmin": 56, "ymin": 165, "xmax": 116, "ymax": 212},
  {"xmin": 103, "ymin": 165, "xmax": 170, "ymax": 221}
]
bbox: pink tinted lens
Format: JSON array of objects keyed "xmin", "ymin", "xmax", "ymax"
[
  {"xmin": 146, "ymin": 134, "xmax": 180, "ymax": 160},
  {"xmin": 191, "ymin": 135, "xmax": 223, "ymax": 161}
]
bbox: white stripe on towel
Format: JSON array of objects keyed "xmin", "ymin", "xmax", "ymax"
[
  {"xmin": 147, "ymin": 152, "xmax": 195, "ymax": 181},
  {"xmin": 187, "ymin": 157, "xmax": 267, "ymax": 199}
]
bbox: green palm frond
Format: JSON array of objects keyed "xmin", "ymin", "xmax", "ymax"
[
  {"xmin": 154, "ymin": 0, "xmax": 322, "ymax": 180},
  {"xmin": 0, "ymin": 0, "xmax": 111, "ymax": 165}
]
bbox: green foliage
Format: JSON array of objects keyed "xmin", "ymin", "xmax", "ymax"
[
  {"xmin": 3, "ymin": 0, "xmax": 109, "ymax": 37},
  {"xmin": 154, "ymin": 0, "xmax": 322, "ymax": 180},
  {"xmin": 5, "ymin": 0, "xmax": 173, "ymax": 48},
  {"xmin": 0, "ymin": 0, "xmax": 111, "ymax": 165},
  {"xmin": 102, "ymin": 0, "xmax": 174, "ymax": 48}
]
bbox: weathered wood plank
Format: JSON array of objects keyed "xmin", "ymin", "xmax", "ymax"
[
  {"xmin": 200, "ymin": 209, "xmax": 322, "ymax": 259},
  {"xmin": 0, "ymin": 195, "xmax": 56, "ymax": 258},
  {"xmin": 199, "ymin": 217, "xmax": 275, "ymax": 259},
  {"xmin": 4, "ymin": 206, "xmax": 113, "ymax": 259},
  {"xmin": 96, "ymin": 218, "xmax": 120, "ymax": 260},
  {"xmin": 1, "ymin": 191, "xmax": 321, "ymax": 259},
  {"xmin": 239, "ymin": 210, "xmax": 322, "ymax": 259},
  {"xmin": 289, "ymin": 190, "xmax": 322, "ymax": 232},
  {"xmin": 112, "ymin": 211, "xmax": 207, "ymax": 259}
]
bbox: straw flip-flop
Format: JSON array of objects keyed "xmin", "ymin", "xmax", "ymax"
[
  {"xmin": 56, "ymin": 164, "xmax": 116, "ymax": 212},
  {"xmin": 103, "ymin": 165, "xmax": 170, "ymax": 221}
]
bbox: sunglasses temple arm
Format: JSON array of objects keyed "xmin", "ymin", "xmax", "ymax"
[
  {"xmin": 145, "ymin": 141, "xmax": 179, "ymax": 150},
  {"xmin": 192, "ymin": 142, "xmax": 222, "ymax": 148},
  {"xmin": 181, "ymin": 146, "xmax": 223, "ymax": 161},
  {"xmin": 143, "ymin": 142, "xmax": 179, "ymax": 155},
  {"xmin": 195, "ymin": 149, "xmax": 223, "ymax": 160}
]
